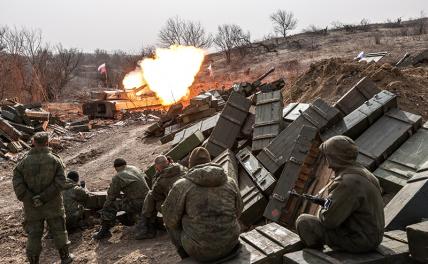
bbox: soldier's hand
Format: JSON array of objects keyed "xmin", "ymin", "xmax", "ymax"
[
  {"xmin": 32, "ymin": 195, "xmax": 43, "ymax": 208},
  {"xmin": 80, "ymin": 180, "xmax": 86, "ymax": 188}
]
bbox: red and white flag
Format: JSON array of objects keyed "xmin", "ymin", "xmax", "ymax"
[{"xmin": 98, "ymin": 63, "xmax": 107, "ymax": 74}]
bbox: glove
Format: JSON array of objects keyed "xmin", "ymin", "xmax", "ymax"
[
  {"xmin": 80, "ymin": 180, "xmax": 86, "ymax": 188},
  {"xmin": 32, "ymin": 195, "xmax": 43, "ymax": 208}
]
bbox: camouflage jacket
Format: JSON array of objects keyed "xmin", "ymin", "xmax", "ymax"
[
  {"xmin": 151, "ymin": 163, "xmax": 187, "ymax": 202},
  {"xmin": 63, "ymin": 178, "xmax": 91, "ymax": 219},
  {"xmin": 105, "ymin": 165, "xmax": 149, "ymax": 207},
  {"xmin": 162, "ymin": 162, "xmax": 243, "ymax": 262},
  {"xmin": 319, "ymin": 165, "xmax": 385, "ymax": 251},
  {"xmin": 13, "ymin": 147, "xmax": 66, "ymax": 221}
]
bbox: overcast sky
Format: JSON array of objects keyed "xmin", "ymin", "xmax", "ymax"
[{"xmin": 1, "ymin": 0, "xmax": 426, "ymax": 53}]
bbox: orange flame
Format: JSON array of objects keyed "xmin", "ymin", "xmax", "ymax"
[{"xmin": 122, "ymin": 45, "xmax": 205, "ymax": 105}]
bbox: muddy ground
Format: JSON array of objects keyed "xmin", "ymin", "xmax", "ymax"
[{"xmin": 0, "ymin": 121, "xmax": 180, "ymax": 264}]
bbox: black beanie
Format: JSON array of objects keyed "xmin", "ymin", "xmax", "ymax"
[
  {"xmin": 67, "ymin": 171, "xmax": 79, "ymax": 182},
  {"xmin": 114, "ymin": 158, "xmax": 127, "ymax": 168}
]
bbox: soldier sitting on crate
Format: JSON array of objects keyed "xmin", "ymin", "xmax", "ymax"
[
  {"xmin": 62, "ymin": 171, "xmax": 95, "ymax": 232},
  {"xmin": 162, "ymin": 147, "xmax": 243, "ymax": 262},
  {"xmin": 296, "ymin": 135, "xmax": 385, "ymax": 253},
  {"xmin": 135, "ymin": 155, "xmax": 187, "ymax": 240},
  {"xmin": 93, "ymin": 158, "xmax": 149, "ymax": 240}
]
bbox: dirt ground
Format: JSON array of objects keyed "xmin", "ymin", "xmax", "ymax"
[{"xmin": 0, "ymin": 121, "xmax": 181, "ymax": 264}]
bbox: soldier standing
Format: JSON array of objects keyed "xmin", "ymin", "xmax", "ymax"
[
  {"xmin": 93, "ymin": 158, "xmax": 149, "ymax": 240},
  {"xmin": 13, "ymin": 132, "xmax": 74, "ymax": 264},
  {"xmin": 296, "ymin": 135, "xmax": 385, "ymax": 253},
  {"xmin": 135, "ymin": 155, "xmax": 187, "ymax": 240},
  {"xmin": 162, "ymin": 147, "xmax": 243, "ymax": 262}
]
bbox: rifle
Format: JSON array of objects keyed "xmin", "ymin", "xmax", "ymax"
[{"xmin": 288, "ymin": 190, "xmax": 332, "ymax": 209}]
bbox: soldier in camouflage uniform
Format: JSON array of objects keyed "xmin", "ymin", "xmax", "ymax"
[
  {"xmin": 93, "ymin": 158, "xmax": 149, "ymax": 240},
  {"xmin": 296, "ymin": 135, "xmax": 385, "ymax": 253},
  {"xmin": 162, "ymin": 147, "xmax": 243, "ymax": 262},
  {"xmin": 13, "ymin": 132, "xmax": 74, "ymax": 264},
  {"xmin": 135, "ymin": 155, "xmax": 187, "ymax": 240}
]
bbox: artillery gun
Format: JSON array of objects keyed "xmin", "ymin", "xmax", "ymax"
[{"xmin": 232, "ymin": 67, "xmax": 284, "ymax": 96}]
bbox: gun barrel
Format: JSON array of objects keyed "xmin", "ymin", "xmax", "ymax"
[{"xmin": 255, "ymin": 67, "xmax": 275, "ymax": 83}]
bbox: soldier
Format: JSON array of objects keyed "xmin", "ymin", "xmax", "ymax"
[
  {"xmin": 162, "ymin": 147, "xmax": 243, "ymax": 262},
  {"xmin": 135, "ymin": 155, "xmax": 187, "ymax": 240},
  {"xmin": 13, "ymin": 132, "xmax": 73, "ymax": 264},
  {"xmin": 295, "ymin": 135, "xmax": 385, "ymax": 253},
  {"xmin": 93, "ymin": 158, "xmax": 149, "ymax": 240},
  {"xmin": 63, "ymin": 171, "xmax": 92, "ymax": 232}
]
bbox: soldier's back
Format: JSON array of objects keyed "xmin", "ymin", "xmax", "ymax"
[
  {"xmin": 116, "ymin": 165, "xmax": 149, "ymax": 200},
  {"xmin": 17, "ymin": 147, "xmax": 62, "ymax": 193}
]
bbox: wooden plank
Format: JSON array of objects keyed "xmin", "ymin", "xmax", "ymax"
[
  {"xmin": 333, "ymin": 77, "xmax": 380, "ymax": 116},
  {"xmin": 284, "ymin": 231, "xmax": 409, "ymax": 264},
  {"xmin": 0, "ymin": 117, "xmax": 23, "ymax": 141},
  {"xmin": 257, "ymin": 99, "xmax": 340, "ymax": 175},
  {"xmin": 355, "ymin": 109, "xmax": 422, "ymax": 171},
  {"xmin": 240, "ymin": 229, "xmax": 284, "ymax": 259},
  {"xmin": 213, "ymin": 149, "xmax": 239, "ymax": 184},
  {"xmin": 406, "ymin": 221, "xmax": 428, "ymax": 263},
  {"xmin": 263, "ymin": 125, "xmax": 320, "ymax": 223},
  {"xmin": 236, "ymin": 148, "xmax": 276, "ymax": 195},
  {"xmin": 206, "ymin": 92, "xmax": 251, "ymax": 158},
  {"xmin": 284, "ymin": 249, "xmax": 384, "ymax": 264},
  {"xmin": 376, "ymin": 230, "xmax": 410, "ymax": 263},
  {"xmin": 384, "ymin": 170, "xmax": 428, "ymax": 231},
  {"xmin": 25, "ymin": 110, "xmax": 50, "ymax": 121},
  {"xmin": 373, "ymin": 122, "xmax": 428, "ymax": 193},
  {"xmin": 252, "ymin": 90, "xmax": 284, "ymax": 152},
  {"xmin": 255, "ymin": 222, "xmax": 302, "ymax": 252}
]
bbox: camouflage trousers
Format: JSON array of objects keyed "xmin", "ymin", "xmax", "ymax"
[
  {"xmin": 142, "ymin": 191, "xmax": 162, "ymax": 220},
  {"xmin": 167, "ymin": 228, "xmax": 238, "ymax": 262},
  {"xmin": 101, "ymin": 199, "xmax": 143, "ymax": 228},
  {"xmin": 65, "ymin": 209, "xmax": 85, "ymax": 232},
  {"xmin": 24, "ymin": 216, "xmax": 70, "ymax": 257},
  {"xmin": 296, "ymin": 214, "xmax": 376, "ymax": 253}
]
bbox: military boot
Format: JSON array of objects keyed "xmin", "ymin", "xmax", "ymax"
[
  {"xmin": 58, "ymin": 246, "xmax": 74, "ymax": 264},
  {"xmin": 135, "ymin": 216, "xmax": 156, "ymax": 240},
  {"xmin": 92, "ymin": 225, "xmax": 112, "ymax": 240},
  {"xmin": 27, "ymin": 255, "xmax": 39, "ymax": 264},
  {"xmin": 176, "ymin": 247, "xmax": 189, "ymax": 259}
]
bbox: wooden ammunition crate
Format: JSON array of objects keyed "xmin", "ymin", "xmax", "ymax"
[
  {"xmin": 213, "ymin": 149, "xmax": 239, "ymax": 184},
  {"xmin": 373, "ymin": 122, "xmax": 428, "ymax": 193},
  {"xmin": 252, "ymin": 90, "xmax": 284, "ymax": 152},
  {"xmin": 236, "ymin": 147, "xmax": 276, "ymax": 195},
  {"xmin": 333, "ymin": 77, "xmax": 380, "ymax": 115},
  {"xmin": 257, "ymin": 99, "xmax": 340, "ymax": 175},
  {"xmin": 206, "ymin": 92, "xmax": 251, "ymax": 158},
  {"xmin": 263, "ymin": 125, "xmax": 321, "ymax": 224},
  {"xmin": 384, "ymin": 170, "xmax": 428, "ymax": 231},
  {"xmin": 355, "ymin": 108, "xmax": 422, "ymax": 171}
]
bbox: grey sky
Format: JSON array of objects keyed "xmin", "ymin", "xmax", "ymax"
[{"xmin": 1, "ymin": 0, "xmax": 426, "ymax": 53}]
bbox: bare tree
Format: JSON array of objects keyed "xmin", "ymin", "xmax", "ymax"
[
  {"xmin": 0, "ymin": 26, "xmax": 82, "ymax": 101},
  {"xmin": 182, "ymin": 21, "xmax": 212, "ymax": 48},
  {"xmin": 158, "ymin": 16, "xmax": 212, "ymax": 48},
  {"xmin": 270, "ymin": 10, "xmax": 297, "ymax": 37},
  {"xmin": 45, "ymin": 45, "xmax": 82, "ymax": 99},
  {"xmin": 213, "ymin": 24, "xmax": 251, "ymax": 63}
]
